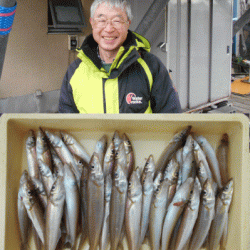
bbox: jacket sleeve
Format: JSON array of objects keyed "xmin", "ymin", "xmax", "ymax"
[
  {"xmin": 58, "ymin": 60, "xmax": 80, "ymax": 113},
  {"xmin": 143, "ymin": 52, "xmax": 182, "ymax": 113}
]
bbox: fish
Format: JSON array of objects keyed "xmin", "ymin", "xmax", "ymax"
[
  {"xmin": 93, "ymin": 134, "xmax": 108, "ymax": 167},
  {"xmin": 103, "ymin": 141, "xmax": 115, "ymax": 178},
  {"xmin": 60, "ymin": 130, "xmax": 91, "ymax": 164},
  {"xmin": 110, "ymin": 164, "xmax": 128, "ymax": 250},
  {"xmin": 220, "ymin": 214, "xmax": 229, "ymax": 250},
  {"xmin": 156, "ymin": 126, "xmax": 192, "ymax": 173},
  {"xmin": 36, "ymin": 127, "xmax": 53, "ymax": 172},
  {"xmin": 163, "ymin": 156, "xmax": 180, "ymax": 207},
  {"xmin": 78, "ymin": 166, "xmax": 89, "ymax": 249},
  {"xmin": 22, "ymin": 173, "xmax": 45, "ymax": 244},
  {"xmin": 63, "ymin": 163, "xmax": 80, "ymax": 248},
  {"xmin": 189, "ymin": 178, "xmax": 216, "ymax": 250},
  {"xmin": 175, "ymin": 178, "xmax": 201, "ymax": 250},
  {"xmin": 181, "ymin": 135, "xmax": 196, "ymax": 183},
  {"xmin": 123, "ymin": 133, "xmax": 135, "ymax": 178},
  {"xmin": 209, "ymin": 178, "xmax": 233, "ymax": 250},
  {"xmin": 125, "ymin": 169, "xmax": 143, "ymax": 250},
  {"xmin": 37, "ymin": 159, "xmax": 55, "ymax": 197},
  {"xmin": 99, "ymin": 173, "xmax": 112, "ymax": 250},
  {"xmin": 18, "ymin": 170, "xmax": 31, "ymax": 250},
  {"xmin": 50, "ymin": 147, "xmax": 64, "ymax": 178},
  {"xmin": 193, "ymin": 140, "xmax": 213, "ymax": 186},
  {"xmin": 153, "ymin": 171, "xmax": 163, "ymax": 192},
  {"xmin": 161, "ymin": 177, "xmax": 194, "ymax": 250},
  {"xmin": 149, "ymin": 178, "xmax": 172, "ymax": 250},
  {"xmin": 115, "ymin": 141, "xmax": 128, "ymax": 178},
  {"xmin": 140, "ymin": 155, "xmax": 155, "ymax": 245},
  {"xmin": 44, "ymin": 129, "xmax": 81, "ymax": 187},
  {"xmin": 26, "ymin": 130, "xmax": 39, "ymax": 181},
  {"xmin": 45, "ymin": 176, "xmax": 65, "ymax": 250},
  {"xmin": 194, "ymin": 134, "xmax": 222, "ymax": 188},
  {"xmin": 32, "ymin": 178, "xmax": 47, "ymax": 209},
  {"xmin": 112, "ymin": 130, "xmax": 123, "ymax": 152},
  {"xmin": 216, "ymin": 133, "xmax": 230, "ymax": 186},
  {"xmin": 87, "ymin": 152, "xmax": 105, "ymax": 250}
]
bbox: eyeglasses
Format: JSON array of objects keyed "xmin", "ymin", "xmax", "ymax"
[{"xmin": 94, "ymin": 17, "xmax": 129, "ymax": 29}]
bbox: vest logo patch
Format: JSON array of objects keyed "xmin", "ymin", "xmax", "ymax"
[{"xmin": 126, "ymin": 93, "xmax": 143, "ymax": 105}]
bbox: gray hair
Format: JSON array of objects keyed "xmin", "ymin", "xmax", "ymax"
[{"xmin": 90, "ymin": 0, "xmax": 133, "ymax": 21}]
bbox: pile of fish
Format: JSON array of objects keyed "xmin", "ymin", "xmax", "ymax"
[{"xmin": 17, "ymin": 126, "xmax": 233, "ymax": 250}]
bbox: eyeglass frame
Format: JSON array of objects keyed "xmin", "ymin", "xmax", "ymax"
[{"xmin": 93, "ymin": 17, "xmax": 130, "ymax": 28}]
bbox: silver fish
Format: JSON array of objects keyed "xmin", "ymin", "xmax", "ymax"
[
  {"xmin": 163, "ymin": 156, "xmax": 180, "ymax": 207},
  {"xmin": 123, "ymin": 133, "xmax": 135, "ymax": 179},
  {"xmin": 115, "ymin": 141, "xmax": 128, "ymax": 178},
  {"xmin": 216, "ymin": 133, "xmax": 229, "ymax": 186},
  {"xmin": 18, "ymin": 170, "xmax": 31, "ymax": 250},
  {"xmin": 175, "ymin": 178, "xmax": 201, "ymax": 250},
  {"xmin": 61, "ymin": 130, "xmax": 91, "ymax": 164},
  {"xmin": 22, "ymin": 174, "xmax": 45, "ymax": 244},
  {"xmin": 87, "ymin": 152, "xmax": 105, "ymax": 250},
  {"xmin": 45, "ymin": 176, "xmax": 65, "ymax": 250},
  {"xmin": 32, "ymin": 178, "xmax": 47, "ymax": 209},
  {"xmin": 100, "ymin": 174, "xmax": 112, "ymax": 250},
  {"xmin": 36, "ymin": 127, "xmax": 52, "ymax": 172},
  {"xmin": 153, "ymin": 171, "xmax": 163, "ymax": 192},
  {"xmin": 103, "ymin": 141, "xmax": 115, "ymax": 178},
  {"xmin": 44, "ymin": 130, "xmax": 81, "ymax": 187},
  {"xmin": 194, "ymin": 134, "xmax": 222, "ymax": 188},
  {"xmin": 125, "ymin": 169, "xmax": 143, "ymax": 250},
  {"xmin": 149, "ymin": 178, "xmax": 172, "ymax": 250},
  {"xmin": 78, "ymin": 166, "xmax": 89, "ymax": 249},
  {"xmin": 181, "ymin": 135, "xmax": 196, "ymax": 183},
  {"xmin": 110, "ymin": 164, "xmax": 128, "ymax": 250},
  {"xmin": 26, "ymin": 130, "xmax": 39, "ymax": 180},
  {"xmin": 93, "ymin": 134, "xmax": 107, "ymax": 167},
  {"xmin": 64, "ymin": 163, "xmax": 80, "ymax": 248},
  {"xmin": 209, "ymin": 178, "xmax": 233, "ymax": 250},
  {"xmin": 156, "ymin": 126, "xmax": 192, "ymax": 172},
  {"xmin": 140, "ymin": 155, "xmax": 155, "ymax": 245},
  {"xmin": 161, "ymin": 177, "xmax": 194, "ymax": 250},
  {"xmin": 38, "ymin": 159, "xmax": 54, "ymax": 197},
  {"xmin": 189, "ymin": 178, "xmax": 216, "ymax": 250},
  {"xmin": 50, "ymin": 147, "xmax": 64, "ymax": 178},
  {"xmin": 194, "ymin": 140, "xmax": 213, "ymax": 185},
  {"xmin": 112, "ymin": 130, "xmax": 123, "ymax": 152}
]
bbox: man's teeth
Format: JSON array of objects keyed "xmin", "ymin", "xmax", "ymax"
[{"xmin": 104, "ymin": 37, "xmax": 116, "ymax": 40}]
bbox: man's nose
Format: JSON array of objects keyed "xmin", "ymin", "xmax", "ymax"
[{"xmin": 104, "ymin": 20, "xmax": 115, "ymax": 31}]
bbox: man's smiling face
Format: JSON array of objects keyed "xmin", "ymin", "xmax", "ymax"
[{"xmin": 90, "ymin": 2, "xmax": 131, "ymax": 56}]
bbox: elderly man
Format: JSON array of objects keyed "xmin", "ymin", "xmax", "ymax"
[{"xmin": 58, "ymin": 0, "xmax": 181, "ymax": 113}]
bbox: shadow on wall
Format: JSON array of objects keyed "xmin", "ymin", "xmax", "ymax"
[{"xmin": 0, "ymin": 89, "xmax": 60, "ymax": 113}]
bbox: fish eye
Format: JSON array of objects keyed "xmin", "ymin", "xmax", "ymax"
[
  {"xmin": 91, "ymin": 165, "xmax": 95, "ymax": 169},
  {"xmin": 42, "ymin": 136, "xmax": 46, "ymax": 141},
  {"xmin": 111, "ymin": 149, "xmax": 115, "ymax": 154},
  {"xmin": 128, "ymin": 182, "xmax": 132, "ymax": 188},
  {"xmin": 202, "ymin": 190, "xmax": 207, "ymax": 196}
]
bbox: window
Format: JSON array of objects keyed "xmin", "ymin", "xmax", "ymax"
[{"xmin": 48, "ymin": 0, "xmax": 86, "ymax": 34}]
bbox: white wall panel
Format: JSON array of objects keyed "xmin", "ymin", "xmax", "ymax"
[{"xmin": 211, "ymin": 0, "xmax": 233, "ymax": 101}]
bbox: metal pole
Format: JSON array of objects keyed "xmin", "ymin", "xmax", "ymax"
[
  {"xmin": 135, "ymin": 0, "xmax": 171, "ymax": 37},
  {"xmin": 233, "ymin": 5, "xmax": 250, "ymax": 37},
  {"xmin": 0, "ymin": 0, "xmax": 16, "ymax": 80}
]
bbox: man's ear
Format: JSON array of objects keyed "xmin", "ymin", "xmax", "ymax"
[{"xmin": 89, "ymin": 17, "xmax": 94, "ymax": 28}]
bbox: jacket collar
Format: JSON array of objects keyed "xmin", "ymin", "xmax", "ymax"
[{"xmin": 78, "ymin": 30, "xmax": 151, "ymax": 76}]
